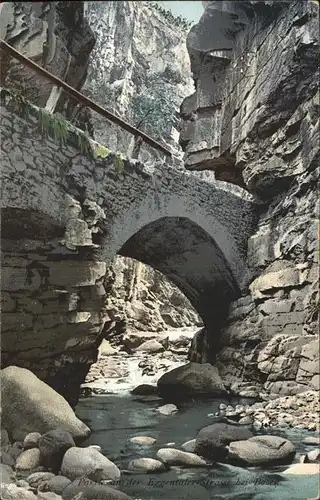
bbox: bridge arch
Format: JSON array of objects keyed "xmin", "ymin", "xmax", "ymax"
[
  {"xmin": 99, "ymin": 168, "xmax": 258, "ymax": 345},
  {"xmin": 118, "ymin": 215, "xmax": 238, "ymax": 335}
]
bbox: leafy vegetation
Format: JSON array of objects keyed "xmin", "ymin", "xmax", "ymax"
[
  {"xmin": 115, "ymin": 152, "xmax": 124, "ymax": 176},
  {"xmin": 149, "ymin": 2, "xmax": 193, "ymax": 31},
  {"xmin": 132, "ymin": 73, "xmax": 179, "ymax": 140},
  {"xmin": 1, "ymin": 87, "xmax": 124, "ymax": 172}
]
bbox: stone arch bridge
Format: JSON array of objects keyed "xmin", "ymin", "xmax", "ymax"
[{"xmin": 1, "ymin": 100, "xmax": 259, "ymax": 403}]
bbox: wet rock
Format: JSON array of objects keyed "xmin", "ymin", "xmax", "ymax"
[
  {"xmin": 135, "ymin": 340, "xmax": 165, "ymax": 353},
  {"xmin": 61, "ymin": 446, "xmax": 120, "ymax": 482},
  {"xmin": 62, "ymin": 478, "xmax": 132, "ymax": 500},
  {"xmin": 283, "ymin": 463, "xmax": 319, "ymax": 475},
  {"xmin": 303, "ymin": 436, "xmax": 320, "ymax": 446},
  {"xmin": 156, "ymin": 404, "xmax": 178, "ymax": 416},
  {"xmin": 27, "ymin": 472, "xmax": 56, "ymax": 490},
  {"xmin": 157, "ymin": 362, "xmax": 227, "ymax": 400},
  {"xmin": 98, "ymin": 340, "xmax": 117, "ymax": 357},
  {"xmin": 122, "ymin": 331, "xmax": 166, "ymax": 351},
  {"xmin": 156, "ymin": 448, "xmax": 207, "ymax": 467},
  {"xmin": 0, "ymin": 367, "xmax": 90, "ymax": 442},
  {"xmin": 238, "ymin": 416, "xmax": 253, "ymax": 425},
  {"xmin": 181, "ymin": 439, "xmax": 196, "ymax": 453},
  {"xmin": 127, "ymin": 458, "xmax": 167, "ymax": 473},
  {"xmin": 23, "ymin": 433, "xmax": 42, "ymax": 450},
  {"xmin": 15, "ymin": 448, "xmax": 41, "ymax": 471},
  {"xmin": 129, "ymin": 436, "xmax": 156, "ymax": 446},
  {"xmin": 131, "ymin": 384, "xmax": 158, "ymax": 396},
  {"xmin": 195, "ymin": 422, "xmax": 253, "ymax": 461},
  {"xmin": 228, "ymin": 435, "xmax": 296, "ymax": 466},
  {"xmin": 45, "ymin": 476, "xmax": 71, "ymax": 495},
  {"xmin": 307, "ymin": 449, "xmax": 320, "ymax": 462},
  {"xmin": 38, "ymin": 429, "xmax": 75, "ymax": 472}
]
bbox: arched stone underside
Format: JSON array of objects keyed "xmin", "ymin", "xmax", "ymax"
[
  {"xmin": 119, "ymin": 216, "xmax": 239, "ymax": 345},
  {"xmin": 1, "ymin": 101, "xmax": 259, "ymax": 404}
]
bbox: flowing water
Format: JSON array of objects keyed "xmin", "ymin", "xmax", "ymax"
[{"xmin": 76, "ymin": 394, "xmax": 319, "ymax": 500}]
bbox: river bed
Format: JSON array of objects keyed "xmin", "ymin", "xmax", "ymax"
[{"xmin": 76, "ymin": 394, "xmax": 319, "ymax": 500}]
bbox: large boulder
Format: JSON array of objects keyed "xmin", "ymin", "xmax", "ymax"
[
  {"xmin": 195, "ymin": 423, "xmax": 253, "ymax": 461},
  {"xmin": 131, "ymin": 384, "xmax": 158, "ymax": 396},
  {"xmin": 61, "ymin": 446, "xmax": 120, "ymax": 482},
  {"xmin": 228, "ymin": 435, "xmax": 296, "ymax": 466},
  {"xmin": 181, "ymin": 439, "xmax": 196, "ymax": 453},
  {"xmin": 122, "ymin": 331, "xmax": 168, "ymax": 350},
  {"xmin": 38, "ymin": 429, "xmax": 76, "ymax": 472},
  {"xmin": 23, "ymin": 433, "xmax": 42, "ymax": 450},
  {"xmin": 0, "ymin": 367, "xmax": 90, "ymax": 442},
  {"xmin": 15, "ymin": 448, "xmax": 41, "ymax": 471},
  {"xmin": 157, "ymin": 362, "xmax": 227, "ymax": 400},
  {"xmin": 44, "ymin": 476, "xmax": 72, "ymax": 495},
  {"xmin": 62, "ymin": 478, "xmax": 131, "ymax": 500}
]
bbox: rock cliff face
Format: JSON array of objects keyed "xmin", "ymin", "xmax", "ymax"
[
  {"xmin": 83, "ymin": 1, "xmax": 194, "ymax": 160},
  {"xmin": 0, "ymin": 1, "xmax": 95, "ymax": 124},
  {"xmin": 186, "ymin": 0, "xmax": 319, "ymax": 397}
]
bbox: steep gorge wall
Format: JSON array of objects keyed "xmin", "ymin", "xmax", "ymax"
[
  {"xmin": 186, "ymin": 0, "xmax": 319, "ymax": 397},
  {"xmin": 83, "ymin": 0, "xmax": 194, "ymax": 159},
  {"xmin": 83, "ymin": 1, "xmax": 202, "ymax": 331}
]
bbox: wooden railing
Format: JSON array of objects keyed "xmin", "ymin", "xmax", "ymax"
[{"xmin": 0, "ymin": 39, "xmax": 172, "ymax": 157}]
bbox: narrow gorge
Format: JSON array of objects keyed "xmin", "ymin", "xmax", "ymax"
[{"xmin": 0, "ymin": 1, "xmax": 319, "ymax": 500}]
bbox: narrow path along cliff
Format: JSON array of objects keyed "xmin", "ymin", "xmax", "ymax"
[{"xmin": 0, "ymin": 2, "xmax": 319, "ymax": 500}]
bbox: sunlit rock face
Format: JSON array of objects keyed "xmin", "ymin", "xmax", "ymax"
[
  {"xmin": 186, "ymin": 1, "xmax": 319, "ymax": 397},
  {"xmin": 83, "ymin": 1, "xmax": 194, "ymax": 162}
]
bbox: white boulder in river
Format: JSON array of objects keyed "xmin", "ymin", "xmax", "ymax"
[
  {"xmin": 227, "ymin": 435, "xmax": 296, "ymax": 466},
  {"xmin": 128, "ymin": 458, "xmax": 167, "ymax": 473},
  {"xmin": 156, "ymin": 448, "xmax": 207, "ymax": 467},
  {"xmin": 61, "ymin": 446, "xmax": 120, "ymax": 481},
  {"xmin": 0, "ymin": 366, "xmax": 90, "ymax": 441},
  {"xmin": 156, "ymin": 404, "xmax": 178, "ymax": 415},
  {"xmin": 129, "ymin": 436, "xmax": 156, "ymax": 445}
]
